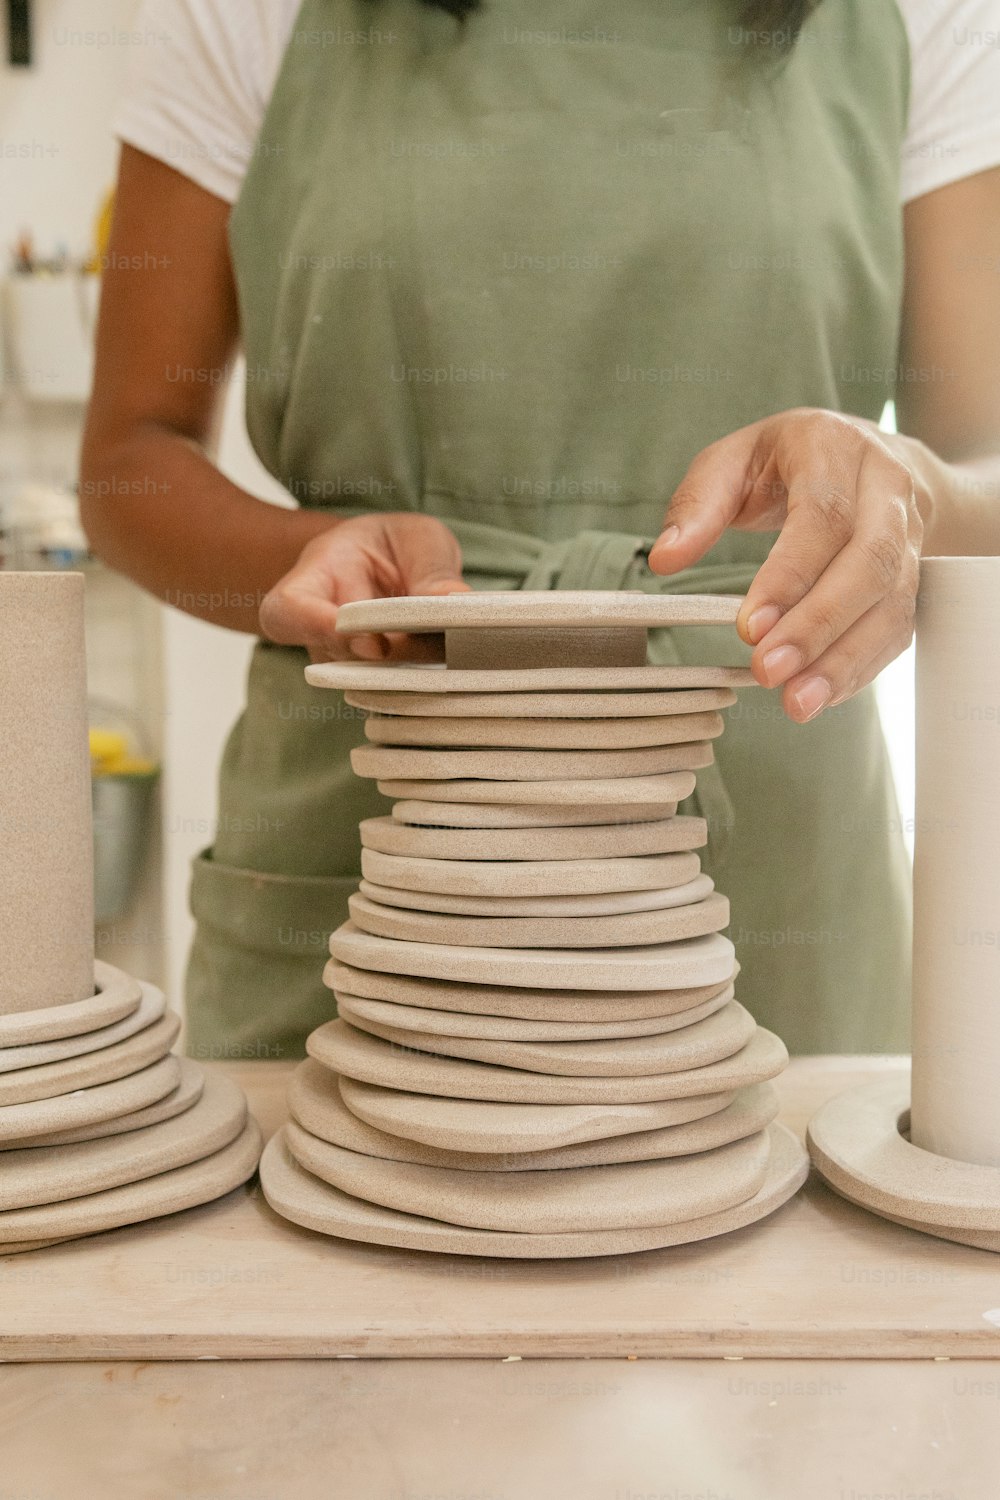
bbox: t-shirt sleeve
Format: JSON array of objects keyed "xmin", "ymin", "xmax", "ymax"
[
  {"xmin": 113, "ymin": 0, "xmax": 296, "ymax": 203},
  {"xmin": 900, "ymin": 0, "xmax": 1000, "ymax": 203},
  {"xmin": 115, "ymin": 0, "xmax": 1000, "ymax": 209}
]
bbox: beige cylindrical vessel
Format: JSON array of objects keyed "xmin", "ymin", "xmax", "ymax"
[
  {"xmin": 910, "ymin": 557, "xmax": 1000, "ymax": 1166},
  {"xmin": 0, "ymin": 573, "xmax": 94, "ymax": 1012}
]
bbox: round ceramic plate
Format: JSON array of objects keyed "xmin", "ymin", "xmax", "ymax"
[
  {"xmin": 360, "ymin": 815, "xmax": 706, "ymax": 862},
  {"xmin": 324, "ymin": 960, "xmax": 738, "ymax": 1024},
  {"xmin": 0, "ymin": 982, "xmax": 165, "ymax": 1076},
  {"xmin": 356, "ymin": 872, "xmax": 714, "ymax": 918},
  {"xmin": 338, "ymin": 1073, "xmax": 736, "ymax": 1153},
  {"xmin": 364, "ymin": 711, "xmax": 725, "ymax": 750},
  {"xmin": 0, "ymin": 1119, "xmax": 262, "ymax": 1249},
  {"xmin": 285, "ymin": 1119, "xmax": 769, "ymax": 1235},
  {"xmin": 311, "ymin": 1018, "xmax": 787, "ymax": 1104},
  {"xmin": 259, "ymin": 1122, "xmax": 808, "ymax": 1258},
  {"xmin": 308, "ymin": 663, "xmax": 754, "ymax": 693},
  {"xmin": 391, "ymin": 800, "xmax": 672, "ymax": 829},
  {"xmin": 329, "ymin": 980, "xmax": 734, "ymax": 1041},
  {"xmin": 0, "ymin": 962, "xmax": 142, "ymax": 1048},
  {"xmin": 375, "ymin": 771, "xmax": 697, "ymax": 806},
  {"xmin": 345, "ymin": 687, "xmax": 738, "ymax": 719},
  {"xmin": 290, "ymin": 1059, "xmax": 778, "ymax": 1169},
  {"xmin": 808, "ymin": 1075, "xmax": 1000, "ymax": 1245},
  {"xmin": 347, "ymin": 890, "xmax": 730, "ymax": 950},
  {"xmin": 0, "ymin": 1055, "xmax": 182, "ymax": 1146},
  {"xmin": 336, "ymin": 998, "xmax": 755, "ymax": 1078},
  {"xmin": 335, "ymin": 592, "xmax": 743, "ymax": 635},
  {"xmin": 329, "ymin": 921, "xmax": 736, "ymax": 991},
  {"xmin": 353, "ymin": 741, "xmax": 713, "ymax": 783},
  {"xmin": 0, "ymin": 1071, "xmax": 248, "ymax": 1210},
  {"xmin": 361, "ymin": 849, "xmax": 702, "ymax": 899},
  {"xmin": 0, "ymin": 1013, "xmax": 180, "ymax": 1108},
  {"xmin": 4, "ymin": 1057, "xmax": 205, "ymax": 1150}
]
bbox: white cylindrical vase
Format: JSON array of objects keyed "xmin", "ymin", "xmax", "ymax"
[
  {"xmin": 910, "ymin": 557, "xmax": 1000, "ymax": 1167},
  {"xmin": 0, "ymin": 573, "xmax": 94, "ymax": 1012}
]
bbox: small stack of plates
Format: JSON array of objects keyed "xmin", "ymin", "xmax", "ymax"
[
  {"xmin": 260, "ymin": 592, "xmax": 808, "ymax": 1257},
  {"xmin": 0, "ymin": 961, "xmax": 261, "ymax": 1252},
  {"xmin": 0, "ymin": 570, "xmax": 261, "ymax": 1255}
]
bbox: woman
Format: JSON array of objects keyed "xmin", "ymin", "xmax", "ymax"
[{"xmin": 82, "ymin": 0, "xmax": 1000, "ymax": 1058}]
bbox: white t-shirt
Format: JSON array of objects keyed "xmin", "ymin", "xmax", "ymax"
[{"xmin": 115, "ymin": 0, "xmax": 1000, "ymax": 206}]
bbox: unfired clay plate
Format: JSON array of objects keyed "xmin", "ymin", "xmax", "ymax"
[
  {"xmin": 3, "ymin": 1057, "xmax": 205, "ymax": 1150},
  {"xmin": 353, "ymin": 741, "xmax": 713, "ymax": 783},
  {"xmin": 290, "ymin": 1059, "xmax": 778, "ymax": 1169},
  {"xmin": 0, "ymin": 961, "xmax": 141, "ymax": 1048},
  {"xmin": 0, "ymin": 982, "xmax": 165, "ymax": 1076},
  {"xmin": 0, "ymin": 1071, "xmax": 247, "ymax": 1210},
  {"xmin": 330, "ymin": 981, "xmax": 733, "ymax": 1041},
  {"xmin": 375, "ymin": 771, "xmax": 696, "ymax": 806},
  {"xmin": 356, "ymin": 873, "xmax": 714, "ymax": 918},
  {"xmin": 329, "ymin": 922, "xmax": 736, "ymax": 991},
  {"xmin": 391, "ymin": 800, "xmax": 671, "ymax": 828},
  {"xmin": 345, "ymin": 687, "xmax": 737, "ymax": 719},
  {"xmin": 308, "ymin": 663, "xmax": 754, "ymax": 693},
  {"xmin": 360, "ymin": 815, "xmax": 706, "ymax": 862},
  {"xmin": 334, "ymin": 592, "xmax": 743, "ymax": 635},
  {"xmin": 808, "ymin": 1075, "xmax": 1000, "ymax": 1243},
  {"xmin": 259, "ymin": 1122, "xmax": 807, "ymax": 1258},
  {"xmin": 0, "ymin": 1119, "xmax": 262, "ymax": 1249},
  {"xmin": 364, "ymin": 711, "xmax": 725, "ymax": 750},
  {"xmin": 0, "ymin": 1012, "xmax": 180, "ymax": 1108},
  {"xmin": 337, "ymin": 998, "xmax": 755, "ymax": 1078},
  {"xmin": 311, "ymin": 1019, "xmax": 787, "ymax": 1104},
  {"xmin": 338, "ymin": 1074, "xmax": 736, "ymax": 1153},
  {"xmin": 360, "ymin": 849, "xmax": 701, "ymax": 900},
  {"xmin": 285, "ymin": 1120, "xmax": 769, "ymax": 1234},
  {"xmin": 324, "ymin": 960, "xmax": 737, "ymax": 1023},
  {"xmin": 347, "ymin": 891, "xmax": 729, "ymax": 950},
  {"xmin": 0, "ymin": 1055, "xmax": 182, "ymax": 1145}
]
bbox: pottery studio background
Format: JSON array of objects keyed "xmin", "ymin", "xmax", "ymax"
[
  {"xmin": 1, "ymin": 0, "xmax": 290, "ymax": 1028},
  {"xmin": 0, "ymin": 0, "xmax": 915, "ymax": 1039}
]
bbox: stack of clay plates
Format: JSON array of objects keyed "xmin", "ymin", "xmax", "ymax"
[
  {"xmin": 260, "ymin": 592, "xmax": 809, "ymax": 1257},
  {"xmin": 0, "ymin": 571, "xmax": 261, "ymax": 1254},
  {"xmin": 0, "ymin": 966, "xmax": 261, "ymax": 1254}
]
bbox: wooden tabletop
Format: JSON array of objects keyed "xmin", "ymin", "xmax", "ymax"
[
  {"xmin": 4, "ymin": 1056, "xmax": 1000, "ymax": 1499},
  {"xmin": 3, "ymin": 1355, "xmax": 999, "ymax": 1500},
  {"xmin": 2, "ymin": 1055, "xmax": 999, "ymax": 1362}
]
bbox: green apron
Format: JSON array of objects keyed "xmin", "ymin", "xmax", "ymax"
[{"xmin": 187, "ymin": 0, "xmax": 912, "ymax": 1060}]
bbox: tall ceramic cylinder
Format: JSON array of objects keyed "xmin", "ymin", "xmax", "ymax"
[
  {"xmin": 910, "ymin": 557, "xmax": 1000, "ymax": 1166},
  {"xmin": 0, "ymin": 573, "xmax": 94, "ymax": 1012}
]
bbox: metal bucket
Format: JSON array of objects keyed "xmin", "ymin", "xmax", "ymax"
[{"xmin": 91, "ymin": 768, "xmax": 159, "ymax": 924}]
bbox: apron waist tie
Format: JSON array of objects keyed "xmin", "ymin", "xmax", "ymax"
[{"xmin": 447, "ymin": 519, "xmax": 762, "ymax": 868}]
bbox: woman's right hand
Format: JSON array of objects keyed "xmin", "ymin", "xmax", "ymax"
[{"xmin": 258, "ymin": 513, "xmax": 470, "ymax": 663}]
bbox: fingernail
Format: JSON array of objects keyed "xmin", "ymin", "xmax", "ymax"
[
  {"xmin": 746, "ymin": 604, "xmax": 783, "ymax": 645},
  {"xmin": 651, "ymin": 526, "xmax": 680, "ymax": 556},
  {"xmin": 790, "ymin": 675, "xmax": 832, "ymax": 721},
  {"xmin": 760, "ymin": 644, "xmax": 802, "ymax": 686}
]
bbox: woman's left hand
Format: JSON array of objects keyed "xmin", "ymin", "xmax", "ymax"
[{"xmin": 647, "ymin": 408, "xmax": 924, "ymax": 723}]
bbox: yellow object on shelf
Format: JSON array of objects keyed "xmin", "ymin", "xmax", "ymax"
[
  {"xmin": 89, "ymin": 728, "xmax": 157, "ymax": 778},
  {"xmin": 84, "ymin": 189, "xmax": 115, "ymax": 275},
  {"xmin": 89, "ymin": 727, "xmax": 124, "ymax": 766}
]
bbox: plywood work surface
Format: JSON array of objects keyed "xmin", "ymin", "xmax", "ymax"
[{"xmin": 2, "ymin": 1057, "xmax": 1000, "ymax": 1361}]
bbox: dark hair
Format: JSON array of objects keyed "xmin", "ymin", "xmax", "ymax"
[{"xmin": 407, "ymin": 0, "xmax": 820, "ymax": 46}]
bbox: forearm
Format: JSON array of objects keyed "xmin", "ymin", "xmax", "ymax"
[{"xmin": 80, "ymin": 423, "xmax": 342, "ymax": 633}]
